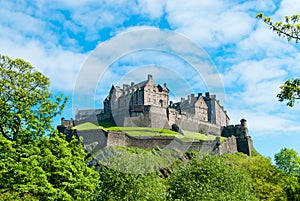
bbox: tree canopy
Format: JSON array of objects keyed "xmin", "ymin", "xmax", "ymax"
[
  {"xmin": 275, "ymin": 147, "xmax": 300, "ymax": 177},
  {"xmin": 0, "ymin": 133, "xmax": 100, "ymax": 200},
  {"xmin": 0, "ymin": 55, "xmax": 67, "ymax": 142},
  {"xmin": 168, "ymin": 154, "xmax": 257, "ymax": 201},
  {"xmin": 274, "ymin": 148, "xmax": 300, "ymax": 200},
  {"xmin": 0, "ymin": 55, "xmax": 99, "ymax": 200}
]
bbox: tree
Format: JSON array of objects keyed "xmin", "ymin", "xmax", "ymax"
[
  {"xmin": 223, "ymin": 151, "xmax": 287, "ymax": 200},
  {"xmin": 0, "ymin": 55, "xmax": 67, "ymax": 142},
  {"xmin": 275, "ymin": 148, "xmax": 300, "ymax": 177},
  {"xmin": 274, "ymin": 148, "xmax": 300, "ymax": 200},
  {"xmin": 99, "ymin": 168, "xmax": 167, "ymax": 201},
  {"xmin": 0, "ymin": 55, "xmax": 100, "ymax": 200},
  {"xmin": 256, "ymin": 13, "xmax": 300, "ymax": 106},
  {"xmin": 0, "ymin": 132, "xmax": 100, "ymax": 200},
  {"xmin": 168, "ymin": 154, "xmax": 257, "ymax": 201}
]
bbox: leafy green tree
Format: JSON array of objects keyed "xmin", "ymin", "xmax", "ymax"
[
  {"xmin": 0, "ymin": 54, "xmax": 67, "ymax": 142},
  {"xmin": 0, "ymin": 132, "xmax": 100, "ymax": 200},
  {"xmin": 168, "ymin": 154, "xmax": 257, "ymax": 201},
  {"xmin": 274, "ymin": 148, "xmax": 300, "ymax": 200},
  {"xmin": 224, "ymin": 151, "xmax": 287, "ymax": 200},
  {"xmin": 256, "ymin": 13, "xmax": 300, "ymax": 106},
  {"xmin": 275, "ymin": 148, "xmax": 300, "ymax": 176},
  {"xmin": 0, "ymin": 55, "xmax": 100, "ymax": 200},
  {"xmin": 99, "ymin": 168, "xmax": 167, "ymax": 201}
]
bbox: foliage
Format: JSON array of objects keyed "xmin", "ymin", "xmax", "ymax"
[
  {"xmin": 275, "ymin": 147, "xmax": 300, "ymax": 176},
  {"xmin": 90, "ymin": 146, "xmax": 183, "ymax": 174},
  {"xmin": 277, "ymin": 78, "xmax": 300, "ymax": 107},
  {"xmin": 98, "ymin": 168, "xmax": 167, "ymax": 201},
  {"xmin": 168, "ymin": 154, "xmax": 257, "ymax": 201},
  {"xmin": 256, "ymin": 14, "xmax": 300, "ymax": 106},
  {"xmin": 274, "ymin": 148, "xmax": 300, "ymax": 200},
  {"xmin": 93, "ymin": 146, "xmax": 180, "ymax": 200},
  {"xmin": 0, "ymin": 55, "xmax": 99, "ymax": 200},
  {"xmin": 0, "ymin": 132, "xmax": 100, "ymax": 200},
  {"xmin": 223, "ymin": 152, "xmax": 287, "ymax": 200},
  {"xmin": 0, "ymin": 55, "xmax": 67, "ymax": 142},
  {"xmin": 256, "ymin": 13, "xmax": 300, "ymax": 42}
]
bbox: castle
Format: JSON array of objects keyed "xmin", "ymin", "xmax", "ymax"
[
  {"xmin": 58, "ymin": 75, "xmax": 253, "ymax": 156},
  {"xmin": 98, "ymin": 74, "xmax": 230, "ymax": 135}
]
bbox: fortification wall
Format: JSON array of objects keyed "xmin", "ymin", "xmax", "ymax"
[
  {"xmin": 236, "ymin": 137, "xmax": 253, "ymax": 156},
  {"xmin": 58, "ymin": 126, "xmax": 244, "ymax": 156},
  {"xmin": 222, "ymin": 124, "xmax": 248, "ymax": 138},
  {"xmin": 76, "ymin": 129, "xmax": 108, "ymax": 148},
  {"xmin": 175, "ymin": 116, "xmax": 221, "ymax": 136},
  {"xmin": 148, "ymin": 106, "xmax": 170, "ymax": 128},
  {"xmin": 102, "ymin": 131, "xmax": 222, "ymax": 154},
  {"xmin": 106, "ymin": 131, "xmax": 126, "ymax": 146},
  {"xmin": 221, "ymin": 119, "xmax": 252, "ymax": 156},
  {"xmin": 126, "ymin": 135, "xmax": 219, "ymax": 153},
  {"xmin": 218, "ymin": 136, "xmax": 238, "ymax": 155}
]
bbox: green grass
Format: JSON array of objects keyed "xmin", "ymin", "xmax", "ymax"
[
  {"xmin": 73, "ymin": 122, "xmax": 99, "ymax": 130},
  {"xmin": 73, "ymin": 122, "xmax": 226, "ymax": 141}
]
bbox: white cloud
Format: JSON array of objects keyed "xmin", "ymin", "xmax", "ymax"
[
  {"xmin": 138, "ymin": 0, "xmax": 166, "ymax": 19},
  {"xmin": 273, "ymin": 0, "xmax": 300, "ymax": 19},
  {"xmin": 0, "ymin": 36, "xmax": 87, "ymax": 92},
  {"xmin": 164, "ymin": 0, "xmax": 258, "ymax": 47}
]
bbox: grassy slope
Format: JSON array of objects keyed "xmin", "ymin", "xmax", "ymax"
[{"xmin": 73, "ymin": 122, "xmax": 226, "ymax": 141}]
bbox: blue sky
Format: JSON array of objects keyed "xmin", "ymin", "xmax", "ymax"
[{"xmin": 1, "ymin": 0, "xmax": 300, "ymax": 158}]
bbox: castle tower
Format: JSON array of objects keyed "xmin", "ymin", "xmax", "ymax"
[{"xmin": 221, "ymin": 119, "xmax": 252, "ymax": 156}]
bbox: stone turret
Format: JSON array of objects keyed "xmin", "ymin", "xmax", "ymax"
[{"xmin": 221, "ymin": 119, "xmax": 252, "ymax": 156}]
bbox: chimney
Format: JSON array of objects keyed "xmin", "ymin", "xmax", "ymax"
[
  {"xmin": 131, "ymin": 82, "xmax": 134, "ymax": 87},
  {"xmin": 191, "ymin": 94, "xmax": 195, "ymax": 98},
  {"xmin": 198, "ymin": 93, "xmax": 202, "ymax": 98},
  {"xmin": 181, "ymin": 98, "xmax": 185, "ymax": 102},
  {"xmin": 148, "ymin": 74, "xmax": 153, "ymax": 81},
  {"xmin": 163, "ymin": 83, "xmax": 167, "ymax": 87},
  {"xmin": 188, "ymin": 95, "xmax": 191, "ymax": 101},
  {"xmin": 205, "ymin": 92, "xmax": 209, "ymax": 98}
]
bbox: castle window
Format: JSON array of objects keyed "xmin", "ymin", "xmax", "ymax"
[
  {"xmin": 153, "ymin": 90, "xmax": 156, "ymax": 96},
  {"xmin": 148, "ymin": 89, "xmax": 150, "ymax": 95},
  {"xmin": 159, "ymin": 100, "xmax": 163, "ymax": 107},
  {"xmin": 153, "ymin": 99, "xmax": 156, "ymax": 104},
  {"xmin": 148, "ymin": 98, "xmax": 151, "ymax": 102}
]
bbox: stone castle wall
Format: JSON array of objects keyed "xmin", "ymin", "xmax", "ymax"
[
  {"xmin": 221, "ymin": 119, "xmax": 252, "ymax": 156},
  {"xmin": 67, "ymin": 128, "xmax": 242, "ymax": 155},
  {"xmin": 106, "ymin": 131, "xmax": 220, "ymax": 153},
  {"xmin": 175, "ymin": 116, "xmax": 221, "ymax": 136},
  {"xmin": 218, "ymin": 136, "xmax": 238, "ymax": 155},
  {"xmin": 58, "ymin": 118, "xmax": 252, "ymax": 156}
]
